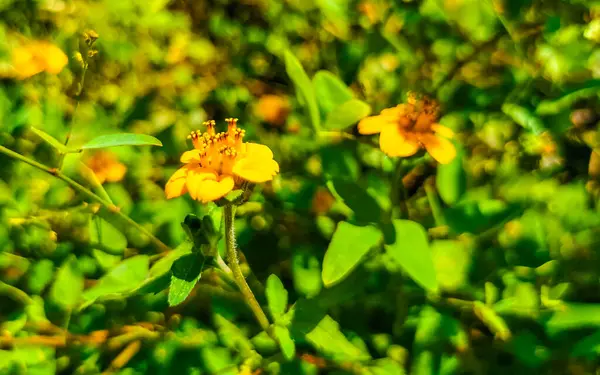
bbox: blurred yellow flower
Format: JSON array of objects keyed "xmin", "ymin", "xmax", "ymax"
[
  {"xmin": 358, "ymin": 94, "xmax": 456, "ymax": 164},
  {"xmin": 85, "ymin": 151, "xmax": 127, "ymax": 184},
  {"xmin": 165, "ymin": 118, "xmax": 279, "ymax": 203},
  {"xmin": 11, "ymin": 40, "xmax": 68, "ymax": 80},
  {"xmin": 255, "ymin": 94, "xmax": 290, "ymax": 127}
]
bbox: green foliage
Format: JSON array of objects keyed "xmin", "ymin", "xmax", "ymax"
[
  {"xmin": 385, "ymin": 220, "xmax": 438, "ymax": 293},
  {"xmin": 2, "ymin": 0, "xmax": 600, "ymax": 373},
  {"xmin": 79, "ymin": 133, "xmax": 163, "ymax": 150},
  {"xmin": 321, "ymin": 221, "xmax": 381, "ymax": 287}
]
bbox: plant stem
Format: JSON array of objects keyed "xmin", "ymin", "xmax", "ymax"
[
  {"xmin": 223, "ymin": 204, "xmax": 270, "ymax": 331},
  {"xmin": 390, "ymin": 161, "xmax": 408, "ymax": 220},
  {"xmin": 0, "ymin": 281, "xmax": 33, "ymax": 305},
  {"xmin": 0, "ymin": 145, "xmax": 170, "ymax": 253}
]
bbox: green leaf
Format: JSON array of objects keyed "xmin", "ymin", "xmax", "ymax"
[
  {"xmin": 168, "ymin": 253, "xmax": 205, "ymax": 306},
  {"xmin": 324, "ymin": 99, "xmax": 372, "ymax": 131},
  {"xmin": 544, "ymin": 303, "xmax": 600, "ymax": 334},
  {"xmin": 473, "ymin": 301, "xmax": 511, "ymax": 341},
  {"xmin": 81, "ymin": 255, "xmax": 150, "ymax": 308},
  {"xmin": 292, "ymin": 250, "xmax": 322, "ymax": 298},
  {"xmin": 436, "ymin": 142, "xmax": 466, "ymax": 205},
  {"xmin": 79, "ymin": 133, "xmax": 162, "ymax": 150},
  {"xmin": 284, "ymin": 50, "xmax": 321, "ymax": 131},
  {"xmin": 49, "ymin": 255, "xmax": 84, "ymax": 310},
  {"xmin": 431, "ymin": 240, "xmax": 471, "ymax": 291},
  {"xmin": 274, "ymin": 325, "xmax": 296, "ymax": 361},
  {"xmin": 502, "ymin": 104, "xmax": 545, "ymax": 135},
  {"xmin": 89, "ymin": 216, "xmax": 127, "ymax": 255},
  {"xmin": 572, "ymin": 330, "xmax": 600, "ymax": 358},
  {"xmin": 322, "ymin": 222, "xmax": 381, "ymax": 287},
  {"xmin": 313, "ymin": 70, "xmax": 354, "ymax": 115},
  {"xmin": 444, "ymin": 199, "xmax": 518, "ymax": 234},
  {"xmin": 328, "ymin": 179, "xmax": 383, "ymax": 223},
  {"xmin": 30, "ymin": 127, "xmax": 68, "ymax": 153},
  {"xmin": 266, "ymin": 274, "xmax": 288, "ymax": 320},
  {"xmin": 1, "ymin": 312, "xmax": 27, "ymax": 335},
  {"xmin": 304, "ymin": 315, "xmax": 371, "ymax": 362},
  {"xmin": 384, "ymin": 220, "xmax": 438, "ymax": 293}
]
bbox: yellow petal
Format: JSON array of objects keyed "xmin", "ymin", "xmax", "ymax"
[
  {"xmin": 181, "ymin": 149, "xmax": 203, "ymax": 163},
  {"xmin": 358, "ymin": 115, "xmax": 388, "ymax": 135},
  {"xmin": 420, "ymin": 134, "xmax": 457, "ymax": 165},
  {"xmin": 244, "ymin": 142, "xmax": 274, "ymax": 159},
  {"xmin": 233, "ymin": 157, "xmax": 278, "ymax": 183},
  {"xmin": 186, "ymin": 167, "xmax": 217, "ymax": 200},
  {"xmin": 194, "ymin": 175, "xmax": 235, "ymax": 203},
  {"xmin": 104, "ymin": 163, "xmax": 127, "ymax": 183},
  {"xmin": 165, "ymin": 166, "xmax": 190, "ymax": 199},
  {"xmin": 431, "ymin": 124, "xmax": 454, "ymax": 139},
  {"xmin": 39, "ymin": 43, "xmax": 68, "ymax": 74},
  {"xmin": 11, "ymin": 46, "xmax": 44, "ymax": 79},
  {"xmin": 379, "ymin": 126, "xmax": 420, "ymax": 157}
]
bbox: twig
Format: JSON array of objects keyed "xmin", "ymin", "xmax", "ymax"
[
  {"xmin": 102, "ymin": 340, "xmax": 142, "ymax": 375},
  {"xmin": 223, "ymin": 204, "xmax": 271, "ymax": 331},
  {"xmin": 0, "ymin": 145, "xmax": 170, "ymax": 253}
]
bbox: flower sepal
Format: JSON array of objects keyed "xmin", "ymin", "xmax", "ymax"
[
  {"xmin": 181, "ymin": 214, "xmax": 221, "ymax": 257},
  {"xmin": 214, "ymin": 183, "xmax": 255, "ymax": 207}
]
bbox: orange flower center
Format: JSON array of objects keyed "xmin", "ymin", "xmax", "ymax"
[
  {"xmin": 186, "ymin": 118, "xmax": 251, "ymax": 176},
  {"xmin": 394, "ymin": 95, "xmax": 440, "ymax": 134}
]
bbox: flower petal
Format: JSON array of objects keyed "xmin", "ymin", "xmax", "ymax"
[
  {"xmin": 186, "ymin": 167, "xmax": 218, "ymax": 200},
  {"xmin": 39, "ymin": 43, "xmax": 68, "ymax": 74},
  {"xmin": 420, "ymin": 134, "xmax": 457, "ymax": 165},
  {"xmin": 379, "ymin": 126, "xmax": 420, "ymax": 157},
  {"xmin": 165, "ymin": 166, "xmax": 191, "ymax": 199},
  {"xmin": 244, "ymin": 143, "xmax": 274, "ymax": 159},
  {"xmin": 358, "ymin": 115, "xmax": 389, "ymax": 135},
  {"xmin": 181, "ymin": 149, "xmax": 203, "ymax": 163},
  {"xmin": 104, "ymin": 163, "xmax": 127, "ymax": 183},
  {"xmin": 233, "ymin": 157, "xmax": 278, "ymax": 183},
  {"xmin": 431, "ymin": 124, "xmax": 455, "ymax": 139},
  {"xmin": 12, "ymin": 46, "xmax": 44, "ymax": 79},
  {"xmin": 194, "ymin": 175, "xmax": 235, "ymax": 203}
]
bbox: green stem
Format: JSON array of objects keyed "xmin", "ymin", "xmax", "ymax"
[
  {"xmin": 424, "ymin": 178, "xmax": 446, "ymax": 227},
  {"xmin": 223, "ymin": 204, "xmax": 270, "ymax": 331},
  {"xmin": 0, "ymin": 281, "xmax": 33, "ymax": 305},
  {"xmin": 390, "ymin": 161, "xmax": 408, "ymax": 220},
  {"xmin": 0, "ymin": 145, "xmax": 170, "ymax": 253}
]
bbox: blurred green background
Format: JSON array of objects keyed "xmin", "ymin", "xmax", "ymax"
[{"xmin": 2, "ymin": 0, "xmax": 600, "ymax": 374}]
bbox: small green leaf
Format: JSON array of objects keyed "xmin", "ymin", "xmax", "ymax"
[
  {"xmin": 266, "ymin": 274, "xmax": 288, "ymax": 320},
  {"xmin": 81, "ymin": 255, "xmax": 150, "ymax": 308},
  {"xmin": 274, "ymin": 326, "xmax": 296, "ymax": 361},
  {"xmin": 79, "ymin": 133, "xmax": 162, "ymax": 150},
  {"xmin": 444, "ymin": 200, "xmax": 518, "ymax": 234},
  {"xmin": 324, "ymin": 99, "xmax": 372, "ymax": 131},
  {"xmin": 50, "ymin": 255, "xmax": 84, "ymax": 310},
  {"xmin": 473, "ymin": 301, "xmax": 511, "ymax": 341},
  {"xmin": 313, "ymin": 70, "xmax": 354, "ymax": 115},
  {"xmin": 436, "ymin": 142, "xmax": 466, "ymax": 206},
  {"xmin": 544, "ymin": 303, "xmax": 600, "ymax": 334},
  {"xmin": 284, "ymin": 50, "xmax": 321, "ymax": 131},
  {"xmin": 431, "ymin": 240, "xmax": 471, "ymax": 291},
  {"xmin": 30, "ymin": 127, "xmax": 68, "ymax": 153},
  {"xmin": 322, "ymin": 222, "xmax": 381, "ymax": 287},
  {"xmin": 384, "ymin": 220, "xmax": 438, "ymax": 293},
  {"xmin": 502, "ymin": 104, "xmax": 545, "ymax": 135},
  {"xmin": 168, "ymin": 253, "xmax": 205, "ymax": 307},
  {"xmin": 304, "ymin": 315, "xmax": 371, "ymax": 362},
  {"xmin": 89, "ymin": 217, "xmax": 127, "ymax": 255}
]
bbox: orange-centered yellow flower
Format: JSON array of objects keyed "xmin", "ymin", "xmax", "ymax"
[
  {"xmin": 11, "ymin": 40, "xmax": 68, "ymax": 80},
  {"xmin": 165, "ymin": 118, "xmax": 279, "ymax": 203},
  {"xmin": 358, "ymin": 95, "xmax": 456, "ymax": 164}
]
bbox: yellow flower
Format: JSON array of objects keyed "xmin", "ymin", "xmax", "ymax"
[
  {"xmin": 358, "ymin": 94, "xmax": 456, "ymax": 164},
  {"xmin": 11, "ymin": 40, "xmax": 68, "ymax": 80},
  {"xmin": 165, "ymin": 118, "xmax": 279, "ymax": 203},
  {"xmin": 85, "ymin": 151, "xmax": 127, "ymax": 184}
]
